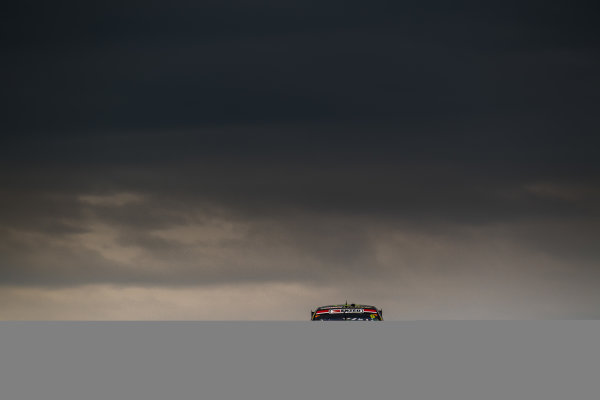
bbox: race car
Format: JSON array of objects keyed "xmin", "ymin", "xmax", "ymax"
[{"xmin": 311, "ymin": 303, "xmax": 383, "ymax": 321}]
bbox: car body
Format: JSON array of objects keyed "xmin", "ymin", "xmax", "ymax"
[{"xmin": 311, "ymin": 303, "xmax": 383, "ymax": 321}]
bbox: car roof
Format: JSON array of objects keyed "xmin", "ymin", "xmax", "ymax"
[{"xmin": 315, "ymin": 304, "xmax": 379, "ymax": 310}]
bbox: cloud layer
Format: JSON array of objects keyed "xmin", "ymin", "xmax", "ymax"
[{"xmin": 1, "ymin": 0, "xmax": 599, "ymax": 319}]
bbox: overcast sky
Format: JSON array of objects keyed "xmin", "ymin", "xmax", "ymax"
[{"xmin": 1, "ymin": 0, "xmax": 599, "ymax": 319}]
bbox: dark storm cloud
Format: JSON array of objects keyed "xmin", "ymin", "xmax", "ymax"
[
  {"xmin": 3, "ymin": 0, "xmax": 599, "ymax": 134},
  {"xmin": 0, "ymin": 188, "xmax": 382, "ymax": 287},
  {"xmin": 1, "ymin": 162, "xmax": 598, "ymax": 287},
  {"xmin": 3, "ymin": 0, "xmax": 599, "ymax": 202},
  {"xmin": 2, "ymin": 0, "xmax": 599, "ymax": 232},
  {"xmin": 1, "ymin": 1, "xmax": 600, "ymax": 318},
  {"xmin": 1, "ymin": 149, "xmax": 597, "ymax": 229}
]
